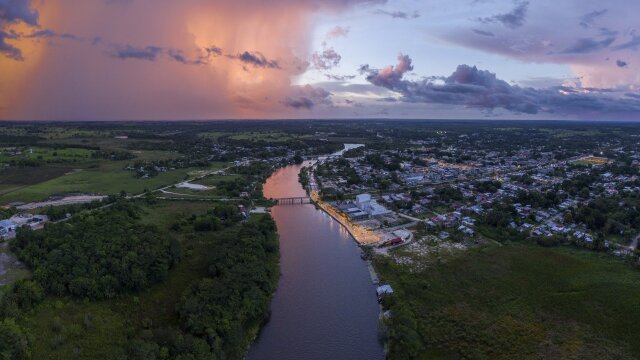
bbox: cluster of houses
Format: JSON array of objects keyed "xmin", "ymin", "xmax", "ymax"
[{"xmin": 313, "ymin": 137, "xmax": 640, "ymax": 255}]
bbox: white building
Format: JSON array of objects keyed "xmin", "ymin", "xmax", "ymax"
[
  {"xmin": 356, "ymin": 193, "xmax": 372, "ymax": 210},
  {"xmin": 355, "ymin": 193, "xmax": 392, "ymax": 217},
  {"xmin": 0, "ymin": 220, "xmax": 17, "ymax": 236}
]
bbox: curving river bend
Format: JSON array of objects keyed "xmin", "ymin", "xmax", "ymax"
[{"xmin": 246, "ymin": 161, "xmax": 384, "ymax": 360}]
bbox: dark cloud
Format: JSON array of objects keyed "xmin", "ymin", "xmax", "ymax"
[
  {"xmin": 25, "ymin": 29, "xmax": 94, "ymax": 43},
  {"xmin": 108, "ymin": 46, "xmax": 279, "ymax": 68},
  {"xmin": 598, "ymin": 27, "xmax": 618, "ymax": 37},
  {"xmin": 107, "ymin": 42, "xmax": 277, "ymax": 68},
  {"xmin": 616, "ymin": 59, "xmax": 628, "ymax": 68},
  {"xmin": 284, "ymin": 97, "xmax": 315, "ymax": 109},
  {"xmin": 110, "ymin": 45, "xmax": 163, "ymax": 61},
  {"xmin": 363, "ymin": 54, "xmax": 640, "ymax": 115},
  {"xmin": 27, "ymin": 29, "xmax": 78, "ymax": 40},
  {"xmin": 205, "ymin": 46, "xmax": 222, "ymax": 56},
  {"xmin": 561, "ymin": 36, "xmax": 615, "ymax": 54},
  {"xmin": 0, "ymin": 0, "xmax": 38, "ymax": 60},
  {"xmin": 167, "ymin": 49, "xmax": 191, "ymax": 64},
  {"xmin": 228, "ymin": 51, "xmax": 280, "ymax": 69},
  {"xmin": 472, "ymin": 29, "xmax": 495, "ymax": 37},
  {"xmin": 579, "ymin": 9, "xmax": 607, "ymax": 28},
  {"xmin": 311, "ymin": 47, "xmax": 342, "ymax": 70},
  {"xmin": 478, "ymin": 1, "xmax": 529, "ymax": 29},
  {"xmin": 180, "ymin": 46, "xmax": 223, "ymax": 65},
  {"xmin": 0, "ymin": 29, "xmax": 21, "ymax": 60},
  {"xmin": 374, "ymin": 9, "xmax": 420, "ymax": 19},
  {"xmin": 613, "ymin": 34, "xmax": 640, "ymax": 51},
  {"xmin": 0, "ymin": 0, "xmax": 38, "ymax": 26},
  {"xmin": 284, "ymin": 84, "xmax": 331, "ymax": 110}
]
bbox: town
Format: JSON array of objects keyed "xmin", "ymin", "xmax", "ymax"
[{"xmin": 304, "ymin": 127, "xmax": 640, "ymax": 263}]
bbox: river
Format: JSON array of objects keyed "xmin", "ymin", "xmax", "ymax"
[{"xmin": 246, "ymin": 160, "xmax": 384, "ymax": 360}]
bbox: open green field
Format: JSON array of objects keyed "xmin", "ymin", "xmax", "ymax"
[
  {"xmin": 376, "ymin": 243, "xmax": 640, "ymax": 360},
  {"xmin": 0, "ymin": 161, "xmax": 192, "ymax": 204},
  {"xmin": 229, "ymin": 131, "xmax": 311, "ymax": 142},
  {"xmin": 0, "ymin": 153, "xmax": 225, "ymax": 205},
  {"xmin": 191, "ymin": 173, "xmax": 241, "ymax": 188},
  {"xmin": 0, "ymin": 165, "xmax": 74, "ymax": 187},
  {"xmin": 37, "ymin": 127, "xmax": 115, "ymax": 140},
  {"xmin": 197, "ymin": 131, "xmax": 230, "ymax": 140},
  {"xmin": 0, "ymin": 146, "xmax": 95, "ymax": 163}
]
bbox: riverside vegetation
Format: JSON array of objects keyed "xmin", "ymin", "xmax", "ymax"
[{"xmin": 0, "ymin": 200, "xmax": 279, "ymax": 359}]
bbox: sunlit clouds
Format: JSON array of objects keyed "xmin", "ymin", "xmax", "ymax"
[{"xmin": 1, "ymin": 0, "xmax": 640, "ymax": 120}]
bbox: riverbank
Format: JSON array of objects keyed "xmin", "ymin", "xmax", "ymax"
[{"xmin": 309, "ymin": 190, "xmax": 381, "ymax": 245}]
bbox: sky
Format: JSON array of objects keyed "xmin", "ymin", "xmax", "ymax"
[{"xmin": 1, "ymin": 0, "xmax": 640, "ymax": 120}]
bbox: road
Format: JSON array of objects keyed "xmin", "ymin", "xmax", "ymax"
[
  {"xmin": 132, "ymin": 165, "xmax": 235, "ymax": 199},
  {"xmin": 630, "ymin": 234, "xmax": 639, "ymax": 251}
]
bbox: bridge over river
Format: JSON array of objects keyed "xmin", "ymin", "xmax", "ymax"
[{"xmin": 271, "ymin": 196, "xmax": 312, "ymax": 205}]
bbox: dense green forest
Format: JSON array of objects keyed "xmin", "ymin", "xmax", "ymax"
[
  {"xmin": 12, "ymin": 202, "xmax": 177, "ymax": 299},
  {"xmin": 0, "ymin": 201, "xmax": 279, "ymax": 359}
]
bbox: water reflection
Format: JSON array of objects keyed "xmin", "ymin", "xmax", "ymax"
[{"xmin": 247, "ymin": 163, "xmax": 384, "ymax": 360}]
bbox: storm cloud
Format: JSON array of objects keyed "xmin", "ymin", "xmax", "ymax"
[
  {"xmin": 0, "ymin": 0, "xmax": 381, "ymax": 120},
  {"xmin": 284, "ymin": 84, "xmax": 331, "ymax": 110},
  {"xmin": 0, "ymin": 0, "xmax": 38, "ymax": 25},
  {"xmin": 363, "ymin": 55, "xmax": 640, "ymax": 115},
  {"xmin": 111, "ymin": 45, "xmax": 163, "ymax": 61},
  {"xmin": 228, "ymin": 51, "xmax": 280, "ymax": 69},
  {"xmin": 0, "ymin": 0, "xmax": 38, "ymax": 60}
]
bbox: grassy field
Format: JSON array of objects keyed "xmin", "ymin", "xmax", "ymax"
[
  {"xmin": 0, "ymin": 161, "xmax": 192, "ymax": 204},
  {"xmin": 0, "ymin": 165, "xmax": 74, "ymax": 187},
  {"xmin": 0, "ymin": 146, "xmax": 95, "ymax": 163},
  {"xmin": 192, "ymin": 173, "xmax": 240, "ymax": 186},
  {"xmin": 0, "ymin": 155, "xmax": 226, "ymax": 205},
  {"xmin": 229, "ymin": 131, "xmax": 311, "ymax": 142},
  {"xmin": 376, "ymin": 243, "xmax": 640, "ymax": 359},
  {"xmin": 197, "ymin": 131, "xmax": 230, "ymax": 140}
]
